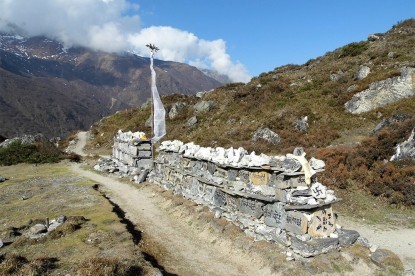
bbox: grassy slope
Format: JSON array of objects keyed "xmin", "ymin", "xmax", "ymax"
[
  {"xmin": 88, "ymin": 19, "xmax": 415, "ymax": 209},
  {"xmin": 0, "ymin": 163, "xmax": 153, "ymax": 275}
]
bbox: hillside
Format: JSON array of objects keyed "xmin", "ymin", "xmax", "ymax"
[
  {"xmin": 90, "ymin": 19, "xmax": 415, "ymax": 207},
  {"xmin": 0, "ymin": 34, "xmax": 222, "ymax": 138}
]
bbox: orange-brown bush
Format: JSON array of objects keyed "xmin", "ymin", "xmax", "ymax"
[{"xmin": 317, "ymin": 120, "xmax": 415, "ymax": 205}]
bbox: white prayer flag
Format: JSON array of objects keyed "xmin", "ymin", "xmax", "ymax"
[{"xmin": 150, "ymin": 51, "xmax": 166, "ymax": 143}]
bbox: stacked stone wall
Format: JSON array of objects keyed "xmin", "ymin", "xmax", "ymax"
[
  {"xmin": 94, "ymin": 130, "xmax": 152, "ymax": 177},
  {"xmin": 148, "ymin": 140, "xmax": 357, "ymax": 257}
]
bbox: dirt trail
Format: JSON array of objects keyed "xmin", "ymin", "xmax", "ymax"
[
  {"xmin": 73, "ymin": 131, "xmax": 88, "ymax": 157},
  {"xmin": 338, "ymin": 217, "xmax": 415, "ymax": 273},
  {"xmin": 71, "ymin": 164, "xmax": 273, "ymax": 276}
]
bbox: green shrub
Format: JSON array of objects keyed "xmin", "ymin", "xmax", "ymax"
[
  {"xmin": 339, "ymin": 41, "xmax": 369, "ymax": 57},
  {"xmin": 0, "ymin": 141, "xmax": 61, "ymax": 166}
]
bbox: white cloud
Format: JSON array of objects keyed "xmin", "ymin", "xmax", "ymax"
[{"xmin": 0, "ymin": 0, "xmax": 251, "ymax": 82}]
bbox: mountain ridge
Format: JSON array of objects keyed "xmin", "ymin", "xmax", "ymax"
[{"xmin": 0, "ymin": 33, "xmax": 223, "ymax": 138}]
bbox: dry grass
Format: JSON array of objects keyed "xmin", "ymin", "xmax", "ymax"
[{"xmin": 0, "ymin": 163, "xmax": 152, "ymax": 274}]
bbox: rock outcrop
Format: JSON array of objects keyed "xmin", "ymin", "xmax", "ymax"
[
  {"xmin": 345, "ymin": 67, "xmax": 415, "ymax": 114},
  {"xmin": 390, "ymin": 128, "xmax": 415, "ymax": 162}
]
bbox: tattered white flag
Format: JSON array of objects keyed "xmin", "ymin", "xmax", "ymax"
[{"xmin": 149, "ymin": 50, "xmax": 166, "ymax": 143}]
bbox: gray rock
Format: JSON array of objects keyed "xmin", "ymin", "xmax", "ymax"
[
  {"xmin": 368, "ymin": 34, "xmax": 381, "ymax": 41},
  {"xmin": 169, "ymin": 102, "xmax": 187, "ymax": 119},
  {"xmin": 0, "ymin": 176, "xmax": 6, "ymax": 183},
  {"xmin": 388, "ymin": 52, "xmax": 396, "ymax": 59},
  {"xmin": 57, "ymin": 215, "xmax": 67, "ymax": 224},
  {"xmin": 330, "ymin": 70, "xmax": 344, "ymax": 81},
  {"xmin": 194, "ymin": 100, "xmax": 215, "ymax": 113},
  {"xmin": 371, "ymin": 248, "xmax": 400, "ymax": 268},
  {"xmin": 373, "ymin": 113, "xmax": 413, "ymax": 133},
  {"xmin": 281, "ymin": 158, "xmax": 302, "ymax": 173},
  {"xmin": 356, "ymin": 236, "xmax": 371, "ymax": 248},
  {"xmin": 0, "ymin": 239, "xmax": 3, "ymax": 248},
  {"xmin": 354, "ymin": 65, "xmax": 370, "ymax": 80},
  {"xmin": 294, "ymin": 116, "xmax": 308, "ymax": 132},
  {"xmin": 347, "ymin": 84, "xmax": 358, "ymax": 92},
  {"xmin": 291, "ymin": 236, "xmax": 339, "ymax": 257},
  {"xmin": 134, "ymin": 169, "xmax": 150, "ymax": 183},
  {"xmin": 0, "ymin": 133, "xmax": 47, "ymax": 148},
  {"xmin": 390, "ymin": 128, "xmax": 415, "ymax": 162},
  {"xmin": 186, "ymin": 116, "xmax": 198, "ymax": 127},
  {"xmin": 338, "ymin": 229, "xmax": 360, "ymax": 246},
  {"xmin": 252, "ymin": 128, "xmax": 281, "ymax": 145},
  {"xmin": 29, "ymin": 224, "xmax": 47, "ymax": 235},
  {"xmin": 345, "ymin": 67, "xmax": 415, "ymax": 114}
]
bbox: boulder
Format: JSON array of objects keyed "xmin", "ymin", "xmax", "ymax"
[
  {"xmin": 194, "ymin": 100, "xmax": 215, "ymax": 113},
  {"xmin": 371, "ymin": 248, "xmax": 403, "ymax": 269},
  {"xmin": 338, "ymin": 229, "xmax": 360, "ymax": 246},
  {"xmin": 186, "ymin": 116, "xmax": 198, "ymax": 127},
  {"xmin": 354, "ymin": 65, "xmax": 370, "ymax": 80},
  {"xmin": 330, "ymin": 70, "xmax": 344, "ymax": 81},
  {"xmin": 345, "ymin": 67, "xmax": 415, "ymax": 114},
  {"xmin": 294, "ymin": 116, "xmax": 309, "ymax": 132},
  {"xmin": 169, "ymin": 102, "xmax": 187, "ymax": 119},
  {"xmin": 29, "ymin": 224, "xmax": 47, "ymax": 235},
  {"xmin": 252, "ymin": 128, "xmax": 281, "ymax": 145},
  {"xmin": 0, "ymin": 133, "xmax": 47, "ymax": 148},
  {"xmin": 390, "ymin": 128, "xmax": 415, "ymax": 162},
  {"xmin": 373, "ymin": 113, "xmax": 413, "ymax": 133},
  {"xmin": 291, "ymin": 236, "xmax": 339, "ymax": 257},
  {"xmin": 0, "ymin": 176, "xmax": 6, "ymax": 183}
]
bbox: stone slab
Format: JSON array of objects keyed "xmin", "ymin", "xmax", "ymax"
[
  {"xmin": 308, "ymin": 207, "xmax": 336, "ymax": 237},
  {"xmin": 263, "ymin": 203, "xmax": 286, "ymax": 228},
  {"xmin": 239, "ymin": 198, "xmax": 263, "ymax": 218},
  {"xmin": 203, "ymin": 185, "xmax": 216, "ymax": 203},
  {"xmin": 249, "ymin": 171, "xmax": 271, "ymax": 185},
  {"xmin": 225, "ymin": 194, "xmax": 240, "ymax": 212},
  {"xmin": 213, "ymin": 189, "xmax": 227, "ymax": 207},
  {"xmin": 207, "ymin": 162, "xmax": 216, "ymax": 175},
  {"xmin": 285, "ymin": 211, "xmax": 308, "ymax": 235},
  {"xmin": 291, "ymin": 236, "xmax": 339, "ymax": 257}
]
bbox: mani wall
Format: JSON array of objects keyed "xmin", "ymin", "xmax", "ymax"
[
  {"xmin": 95, "ymin": 131, "xmax": 360, "ymax": 257},
  {"xmin": 147, "ymin": 140, "xmax": 360, "ymax": 257}
]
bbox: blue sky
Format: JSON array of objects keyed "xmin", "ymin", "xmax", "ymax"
[
  {"xmin": 0, "ymin": 0, "xmax": 413, "ymax": 82},
  {"xmin": 135, "ymin": 0, "xmax": 415, "ymax": 77}
]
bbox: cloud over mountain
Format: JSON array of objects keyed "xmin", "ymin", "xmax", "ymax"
[{"xmin": 0, "ymin": 0, "xmax": 251, "ymax": 82}]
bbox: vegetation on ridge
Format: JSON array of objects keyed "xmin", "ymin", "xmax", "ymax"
[{"xmin": 88, "ymin": 19, "xmax": 415, "ymax": 207}]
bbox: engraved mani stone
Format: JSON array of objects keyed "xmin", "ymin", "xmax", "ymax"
[
  {"xmin": 213, "ymin": 190, "xmax": 227, "ymax": 207},
  {"xmin": 239, "ymin": 198, "xmax": 264, "ymax": 218},
  {"xmin": 249, "ymin": 171, "xmax": 271, "ymax": 185},
  {"xmin": 289, "ymin": 175, "xmax": 307, "ymax": 188},
  {"xmin": 285, "ymin": 211, "xmax": 309, "ymax": 235},
  {"xmin": 263, "ymin": 203, "xmax": 287, "ymax": 228},
  {"xmin": 308, "ymin": 207, "xmax": 336, "ymax": 237},
  {"xmin": 225, "ymin": 194, "xmax": 240, "ymax": 212}
]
